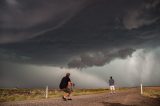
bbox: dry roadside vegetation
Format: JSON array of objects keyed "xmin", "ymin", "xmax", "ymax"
[
  {"xmin": 0, "ymin": 87, "xmax": 130, "ymax": 102},
  {"xmin": 0, "ymin": 88, "xmax": 110, "ymax": 102},
  {"xmin": 143, "ymin": 87, "xmax": 160, "ymax": 98},
  {"xmin": 1, "ymin": 87, "xmax": 159, "ymax": 103}
]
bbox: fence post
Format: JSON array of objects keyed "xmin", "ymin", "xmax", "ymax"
[
  {"xmin": 46, "ymin": 86, "xmax": 48, "ymax": 99},
  {"xmin": 141, "ymin": 84, "xmax": 143, "ymax": 95}
]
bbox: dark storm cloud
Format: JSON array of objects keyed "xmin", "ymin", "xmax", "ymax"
[
  {"xmin": 123, "ymin": 0, "xmax": 160, "ymax": 29},
  {"xmin": 68, "ymin": 48, "xmax": 135, "ymax": 68},
  {"xmin": 0, "ymin": 0, "xmax": 88, "ymax": 43},
  {"xmin": 0, "ymin": 0, "xmax": 160, "ymax": 68}
]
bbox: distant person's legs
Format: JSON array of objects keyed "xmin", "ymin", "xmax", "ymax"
[
  {"xmin": 110, "ymin": 85, "xmax": 115, "ymax": 94},
  {"xmin": 112, "ymin": 85, "xmax": 115, "ymax": 93},
  {"xmin": 110, "ymin": 86, "xmax": 113, "ymax": 93}
]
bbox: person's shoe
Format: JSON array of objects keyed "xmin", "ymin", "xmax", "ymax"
[
  {"xmin": 68, "ymin": 98, "xmax": 72, "ymax": 100},
  {"xmin": 62, "ymin": 96, "xmax": 67, "ymax": 101}
]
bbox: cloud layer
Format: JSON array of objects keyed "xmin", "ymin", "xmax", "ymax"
[
  {"xmin": 1, "ymin": 48, "xmax": 160, "ymax": 88},
  {"xmin": 0, "ymin": 0, "xmax": 88, "ymax": 43},
  {"xmin": 123, "ymin": 0, "xmax": 160, "ymax": 29},
  {"xmin": 68, "ymin": 48, "xmax": 135, "ymax": 68},
  {"xmin": 0, "ymin": 0, "xmax": 160, "ymax": 67},
  {"xmin": 0, "ymin": 0, "xmax": 160, "ymax": 87}
]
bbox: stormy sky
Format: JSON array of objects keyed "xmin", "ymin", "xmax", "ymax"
[{"xmin": 0, "ymin": 0, "xmax": 160, "ymax": 88}]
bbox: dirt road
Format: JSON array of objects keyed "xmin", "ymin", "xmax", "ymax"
[{"xmin": 0, "ymin": 88, "xmax": 160, "ymax": 106}]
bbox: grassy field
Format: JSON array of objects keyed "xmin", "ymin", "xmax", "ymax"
[
  {"xmin": 1, "ymin": 87, "xmax": 158, "ymax": 102},
  {"xmin": 0, "ymin": 87, "xmax": 131, "ymax": 102},
  {"xmin": 0, "ymin": 88, "xmax": 110, "ymax": 102},
  {"xmin": 143, "ymin": 87, "xmax": 160, "ymax": 98}
]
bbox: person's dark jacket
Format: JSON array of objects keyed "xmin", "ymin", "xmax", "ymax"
[{"xmin": 59, "ymin": 76, "xmax": 71, "ymax": 89}]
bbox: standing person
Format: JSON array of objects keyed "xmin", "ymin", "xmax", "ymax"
[
  {"xmin": 109, "ymin": 76, "xmax": 115, "ymax": 94},
  {"xmin": 59, "ymin": 73, "xmax": 74, "ymax": 101}
]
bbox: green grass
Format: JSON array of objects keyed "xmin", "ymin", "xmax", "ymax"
[{"xmin": 0, "ymin": 87, "xmax": 129, "ymax": 102}]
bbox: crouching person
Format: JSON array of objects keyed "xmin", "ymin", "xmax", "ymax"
[{"xmin": 59, "ymin": 73, "xmax": 74, "ymax": 101}]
